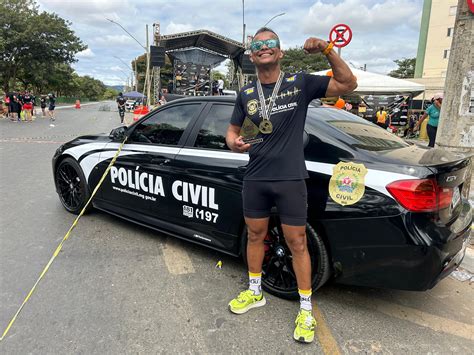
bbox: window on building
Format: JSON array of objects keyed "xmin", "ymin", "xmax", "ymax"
[
  {"xmin": 449, "ymin": 6, "xmax": 457, "ymax": 16},
  {"xmin": 447, "ymin": 27, "xmax": 454, "ymax": 37},
  {"xmin": 443, "ymin": 49, "xmax": 450, "ymax": 59}
]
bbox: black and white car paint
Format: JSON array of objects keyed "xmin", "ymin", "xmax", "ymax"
[{"xmin": 53, "ymin": 96, "xmax": 472, "ymax": 299}]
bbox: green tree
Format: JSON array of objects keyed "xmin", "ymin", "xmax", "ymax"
[
  {"xmin": 211, "ymin": 71, "xmax": 228, "ymax": 87},
  {"xmin": 388, "ymin": 58, "xmax": 416, "ymax": 78},
  {"xmin": 103, "ymin": 88, "xmax": 119, "ymax": 100},
  {"xmin": 132, "ymin": 53, "xmax": 173, "ymax": 93},
  {"xmin": 0, "ymin": 0, "xmax": 86, "ymax": 92},
  {"xmin": 76, "ymin": 76, "xmax": 106, "ymax": 100},
  {"xmin": 280, "ymin": 47, "xmax": 329, "ymax": 73}
]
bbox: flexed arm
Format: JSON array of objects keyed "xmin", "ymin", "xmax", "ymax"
[{"xmin": 303, "ymin": 37, "xmax": 358, "ymax": 97}]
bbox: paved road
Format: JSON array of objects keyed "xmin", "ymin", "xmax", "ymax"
[{"xmin": 0, "ymin": 103, "xmax": 473, "ymax": 353}]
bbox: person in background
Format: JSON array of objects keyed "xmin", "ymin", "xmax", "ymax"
[
  {"xmin": 13, "ymin": 93, "xmax": 21, "ymax": 122},
  {"xmin": 40, "ymin": 95, "xmax": 47, "ymax": 116},
  {"xmin": 8, "ymin": 92, "xmax": 16, "ymax": 120},
  {"xmin": 4, "ymin": 94, "xmax": 10, "ymax": 118},
  {"xmin": 375, "ymin": 107, "xmax": 389, "ymax": 129},
  {"xmin": 0, "ymin": 97, "xmax": 4, "ymax": 118},
  {"xmin": 17, "ymin": 92, "xmax": 23, "ymax": 121},
  {"xmin": 217, "ymin": 78, "xmax": 224, "ymax": 95},
  {"xmin": 415, "ymin": 93, "xmax": 443, "ymax": 148},
  {"xmin": 22, "ymin": 91, "xmax": 34, "ymax": 122},
  {"xmin": 31, "ymin": 93, "xmax": 37, "ymax": 117},
  {"xmin": 116, "ymin": 92, "xmax": 126, "ymax": 124},
  {"xmin": 48, "ymin": 93, "xmax": 56, "ymax": 126}
]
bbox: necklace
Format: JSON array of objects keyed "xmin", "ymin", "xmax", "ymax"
[{"xmin": 256, "ymin": 71, "xmax": 284, "ymax": 134}]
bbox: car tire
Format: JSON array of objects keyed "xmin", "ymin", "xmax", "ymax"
[
  {"xmin": 55, "ymin": 157, "xmax": 92, "ymax": 215},
  {"xmin": 242, "ymin": 215, "xmax": 331, "ymax": 300}
]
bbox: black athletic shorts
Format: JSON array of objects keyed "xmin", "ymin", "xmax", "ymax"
[{"xmin": 242, "ymin": 180, "xmax": 307, "ymax": 226}]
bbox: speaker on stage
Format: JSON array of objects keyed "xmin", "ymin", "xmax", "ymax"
[
  {"xmin": 150, "ymin": 46, "xmax": 166, "ymax": 67},
  {"xmin": 241, "ymin": 54, "xmax": 255, "ymax": 74}
]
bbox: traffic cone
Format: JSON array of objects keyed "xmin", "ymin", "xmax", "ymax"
[
  {"xmin": 133, "ymin": 106, "xmax": 149, "ymax": 121},
  {"xmin": 75, "ymin": 100, "xmax": 81, "ymax": 109}
]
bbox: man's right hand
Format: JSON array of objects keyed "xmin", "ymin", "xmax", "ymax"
[{"xmin": 232, "ymin": 136, "xmax": 251, "ymax": 153}]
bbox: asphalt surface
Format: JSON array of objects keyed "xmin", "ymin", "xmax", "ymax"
[{"xmin": 0, "ymin": 103, "xmax": 473, "ymax": 354}]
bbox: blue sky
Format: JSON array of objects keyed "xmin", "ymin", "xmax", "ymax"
[{"xmin": 37, "ymin": 0, "xmax": 423, "ymax": 86}]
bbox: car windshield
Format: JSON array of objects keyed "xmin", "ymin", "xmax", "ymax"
[{"xmin": 306, "ymin": 107, "xmax": 409, "ymax": 151}]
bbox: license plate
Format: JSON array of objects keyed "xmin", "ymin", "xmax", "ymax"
[{"xmin": 451, "ymin": 187, "xmax": 461, "ymax": 208}]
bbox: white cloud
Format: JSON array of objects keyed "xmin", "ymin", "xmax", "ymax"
[
  {"xmin": 36, "ymin": 0, "xmax": 423, "ymax": 83},
  {"xmin": 303, "ymin": 0, "xmax": 421, "ymax": 35},
  {"xmin": 110, "ymin": 66, "xmax": 122, "ymax": 71},
  {"xmin": 76, "ymin": 48, "xmax": 95, "ymax": 58},
  {"xmin": 165, "ymin": 22, "xmax": 195, "ymax": 34},
  {"xmin": 92, "ymin": 34, "xmax": 137, "ymax": 47}
]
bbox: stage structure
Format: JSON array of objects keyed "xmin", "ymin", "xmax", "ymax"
[{"xmin": 151, "ymin": 28, "xmax": 252, "ymax": 99}]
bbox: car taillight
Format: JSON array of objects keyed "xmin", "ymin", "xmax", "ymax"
[{"xmin": 386, "ymin": 179, "xmax": 453, "ymax": 212}]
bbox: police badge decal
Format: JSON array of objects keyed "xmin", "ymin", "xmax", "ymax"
[{"xmin": 329, "ymin": 162, "xmax": 368, "ymax": 206}]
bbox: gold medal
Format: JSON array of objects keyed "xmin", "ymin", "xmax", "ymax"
[
  {"xmin": 259, "ymin": 120, "xmax": 273, "ymax": 134},
  {"xmin": 256, "ymin": 71, "xmax": 284, "ymax": 136}
]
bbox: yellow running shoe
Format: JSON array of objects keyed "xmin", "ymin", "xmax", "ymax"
[
  {"xmin": 293, "ymin": 309, "xmax": 317, "ymax": 343},
  {"xmin": 228, "ymin": 290, "xmax": 266, "ymax": 314}
]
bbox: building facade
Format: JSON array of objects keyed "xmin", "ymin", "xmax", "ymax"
[{"xmin": 412, "ymin": 0, "xmax": 458, "ymax": 98}]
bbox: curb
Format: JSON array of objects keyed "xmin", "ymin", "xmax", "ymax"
[
  {"xmin": 55, "ymin": 102, "xmax": 101, "ymax": 110},
  {"xmin": 460, "ymin": 245, "xmax": 474, "ymax": 274}
]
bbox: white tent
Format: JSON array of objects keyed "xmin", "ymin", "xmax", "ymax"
[{"xmin": 312, "ymin": 68, "xmax": 425, "ymax": 96}]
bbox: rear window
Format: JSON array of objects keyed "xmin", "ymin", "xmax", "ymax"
[{"xmin": 306, "ymin": 107, "xmax": 409, "ymax": 151}]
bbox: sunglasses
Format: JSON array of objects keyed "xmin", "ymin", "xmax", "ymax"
[{"xmin": 250, "ymin": 39, "xmax": 280, "ymax": 53}]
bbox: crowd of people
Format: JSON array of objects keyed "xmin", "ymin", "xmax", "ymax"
[
  {"xmin": 371, "ymin": 93, "xmax": 443, "ymax": 147},
  {"xmin": 1, "ymin": 92, "xmax": 57, "ymax": 126}
]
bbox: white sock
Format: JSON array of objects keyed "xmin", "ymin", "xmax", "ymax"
[
  {"xmin": 249, "ymin": 272, "xmax": 262, "ymax": 296},
  {"xmin": 299, "ymin": 289, "xmax": 312, "ymax": 311}
]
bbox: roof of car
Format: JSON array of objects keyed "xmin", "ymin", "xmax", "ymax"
[{"xmin": 165, "ymin": 95, "xmax": 236, "ymax": 104}]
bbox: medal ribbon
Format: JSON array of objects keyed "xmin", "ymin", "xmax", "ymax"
[{"xmin": 256, "ymin": 71, "xmax": 284, "ymax": 122}]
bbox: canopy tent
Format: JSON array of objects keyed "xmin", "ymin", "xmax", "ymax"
[
  {"xmin": 122, "ymin": 91, "xmax": 146, "ymax": 99},
  {"xmin": 312, "ymin": 68, "xmax": 425, "ymax": 96}
]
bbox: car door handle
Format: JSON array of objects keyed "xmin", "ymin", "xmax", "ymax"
[{"xmin": 152, "ymin": 158, "xmax": 171, "ymax": 165}]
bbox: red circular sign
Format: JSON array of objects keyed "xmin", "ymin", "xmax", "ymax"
[
  {"xmin": 468, "ymin": 0, "xmax": 474, "ymax": 14},
  {"xmin": 329, "ymin": 24, "xmax": 352, "ymax": 48}
]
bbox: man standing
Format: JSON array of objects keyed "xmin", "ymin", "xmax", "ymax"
[
  {"xmin": 116, "ymin": 92, "xmax": 126, "ymax": 124},
  {"xmin": 225, "ymin": 27, "xmax": 357, "ymax": 343},
  {"xmin": 48, "ymin": 93, "xmax": 56, "ymax": 126},
  {"xmin": 217, "ymin": 78, "xmax": 224, "ymax": 95},
  {"xmin": 375, "ymin": 106, "xmax": 389, "ymax": 129}
]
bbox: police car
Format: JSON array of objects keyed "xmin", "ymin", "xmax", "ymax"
[{"xmin": 52, "ymin": 96, "xmax": 472, "ymax": 299}]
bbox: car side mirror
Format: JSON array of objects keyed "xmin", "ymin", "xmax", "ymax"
[{"xmin": 109, "ymin": 126, "xmax": 128, "ymax": 141}]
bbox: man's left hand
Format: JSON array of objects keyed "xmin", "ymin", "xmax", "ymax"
[{"xmin": 303, "ymin": 37, "xmax": 328, "ymax": 54}]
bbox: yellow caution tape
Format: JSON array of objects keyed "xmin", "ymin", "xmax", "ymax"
[{"xmin": 0, "ymin": 136, "xmax": 128, "ymax": 342}]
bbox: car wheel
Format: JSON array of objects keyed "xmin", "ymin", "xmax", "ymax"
[
  {"xmin": 55, "ymin": 157, "xmax": 91, "ymax": 215},
  {"xmin": 242, "ymin": 215, "xmax": 331, "ymax": 300}
]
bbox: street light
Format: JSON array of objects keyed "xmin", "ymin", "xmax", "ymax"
[
  {"xmin": 106, "ymin": 18, "xmax": 150, "ymax": 105},
  {"xmin": 113, "ymin": 56, "xmax": 135, "ymax": 90},
  {"xmin": 263, "ymin": 12, "xmax": 285, "ymax": 27},
  {"xmin": 105, "ymin": 18, "xmax": 146, "ymax": 51},
  {"xmin": 113, "ymin": 56, "xmax": 133, "ymax": 71}
]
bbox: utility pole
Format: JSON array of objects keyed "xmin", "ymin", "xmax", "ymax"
[
  {"xmin": 153, "ymin": 22, "xmax": 161, "ymax": 104},
  {"xmin": 145, "ymin": 24, "xmax": 151, "ymax": 107},
  {"xmin": 436, "ymin": 0, "xmax": 473, "ymax": 155},
  {"xmin": 436, "ymin": 0, "xmax": 473, "ymax": 202}
]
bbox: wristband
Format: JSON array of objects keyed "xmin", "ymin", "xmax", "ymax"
[{"xmin": 322, "ymin": 42, "xmax": 334, "ymax": 56}]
